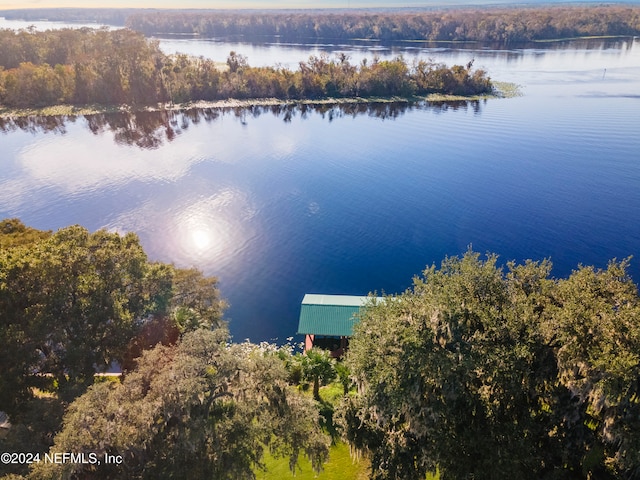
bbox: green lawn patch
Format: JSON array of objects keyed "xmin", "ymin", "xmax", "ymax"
[{"xmin": 256, "ymin": 441, "xmax": 369, "ymax": 480}]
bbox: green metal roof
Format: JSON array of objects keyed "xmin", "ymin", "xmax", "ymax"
[{"xmin": 297, "ymin": 294, "xmax": 378, "ymax": 337}]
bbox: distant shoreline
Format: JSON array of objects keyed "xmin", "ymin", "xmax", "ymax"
[{"xmin": 0, "ymin": 82, "xmax": 520, "ymax": 119}]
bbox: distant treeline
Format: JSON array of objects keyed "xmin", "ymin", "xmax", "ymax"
[
  {"xmin": 0, "ymin": 28, "xmax": 491, "ymax": 109},
  {"xmin": 0, "ymin": 8, "xmax": 130, "ymax": 26},
  {"xmin": 125, "ymin": 6, "xmax": 640, "ymax": 43}
]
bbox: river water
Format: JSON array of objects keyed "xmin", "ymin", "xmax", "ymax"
[{"xmin": 1, "ymin": 18, "xmax": 639, "ymax": 342}]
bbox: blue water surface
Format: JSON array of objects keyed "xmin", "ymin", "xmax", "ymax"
[{"xmin": 1, "ymin": 35, "xmax": 639, "ymax": 343}]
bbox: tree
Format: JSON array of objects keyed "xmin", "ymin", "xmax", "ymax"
[
  {"xmin": 171, "ymin": 267, "xmax": 226, "ymax": 332},
  {"xmin": 339, "ymin": 251, "xmax": 640, "ymax": 480},
  {"xmin": 300, "ymin": 348, "xmax": 336, "ymax": 401},
  {"xmin": 0, "ymin": 220, "xmax": 228, "ymax": 478},
  {"xmin": 0, "ymin": 218, "xmax": 51, "ymax": 249},
  {"xmin": 335, "ymin": 361, "xmax": 352, "ymax": 396},
  {"xmin": 548, "ymin": 260, "xmax": 640, "ymax": 478},
  {"xmin": 30, "ymin": 328, "xmax": 330, "ymax": 480},
  {"xmin": 0, "ymin": 225, "xmax": 139, "ymax": 410},
  {"xmin": 125, "ymin": 7, "xmax": 640, "ymax": 44},
  {"xmin": 226, "ymin": 51, "xmax": 248, "ymax": 73},
  {"xmin": 0, "ymin": 222, "xmax": 224, "ymax": 412}
]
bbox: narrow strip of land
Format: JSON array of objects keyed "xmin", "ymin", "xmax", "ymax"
[
  {"xmin": 0, "ymin": 81, "xmax": 520, "ymax": 119},
  {"xmin": 0, "ymin": 29, "xmax": 496, "ymax": 114}
]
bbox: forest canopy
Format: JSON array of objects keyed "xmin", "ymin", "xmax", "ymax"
[
  {"xmin": 340, "ymin": 251, "xmax": 640, "ymax": 480},
  {"xmin": 4, "ymin": 4, "xmax": 637, "ymax": 110},
  {"xmin": 124, "ymin": 6, "xmax": 640, "ymax": 43},
  {"xmin": 3, "ymin": 6, "xmax": 638, "ymax": 43},
  {"xmin": 0, "ymin": 28, "xmax": 492, "ymax": 109},
  {"xmin": 0, "ymin": 219, "xmax": 226, "ymax": 415}
]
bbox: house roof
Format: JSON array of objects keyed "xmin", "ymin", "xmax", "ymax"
[{"xmin": 297, "ymin": 294, "xmax": 380, "ymax": 337}]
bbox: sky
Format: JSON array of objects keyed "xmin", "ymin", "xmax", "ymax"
[
  {"xmin": 0, "ymin": 0, "xmax": 457, "ymax": 9},
  {"xmin": 2, "ymin": 0, "xmax": 635, "ymax": 11}
]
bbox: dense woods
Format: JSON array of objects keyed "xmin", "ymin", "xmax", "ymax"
[
  {"xmin": 1, "ymin": 6, "xmax": 639, "ymax": 479},
  {"xmin": 0, "ymin": 219, "xmax": 226, "ymax": 415},
  {"xmin": 4, "ymin": 6, "xmax": 640, "ymax": 43},
  {"xmin": 0, "ymin": 28, "xmax": 491, "ymax": 109},
  {"xmin": 28, "ymin": 330, "xmax": 330, "ymax": 480},
  {"xmin": 0, "ymin": 28, "xmax": 164, "ymax": 107},
  {"xmin": 342, "ymin": 252, "xmax": 640, "ymax": 479},
  {"xmin": 125, "ymin": 6, "xmax": 640, "ymax": 43}
]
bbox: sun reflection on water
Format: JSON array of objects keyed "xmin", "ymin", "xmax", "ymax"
[
  {"xmin": 105, "ymin": 187, "xmax": 256, "ymax": 276},
  {"xmin": 179, "ymin": 214, "xmax": 229, "ymax": 260},
  {"xmin": 172, "ymin": 188, "xmax": 256, "ymax": 269},
  {"xmin": 190, "ymin": 228, "xmax": 213, "ymax": 251}
]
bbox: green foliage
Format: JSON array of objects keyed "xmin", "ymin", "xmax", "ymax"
[
  {"xmin": 1, "ymin": 219, "xmax": 332, "ymax": 479},
  {"xmin": 0, "ymin": 218, "xmax": 51, "ymax": 248},
  {"xmin": 4, "ymin": 218, "xmax": 639, "ymax": 479},
  {"xmin": 170, "ymin": 267, "xmax": 227, "ymax": 332},
  {"xmin": 0, "ymin": 395, "xmax": 66, "ymax": 478},
  {"xmin": 334, "ymin": 361, "xmax": 352, "ymax": 396},
  {"xmin": 0, "ymin": 29, "xmax": 163, "ymax": 107},
  {"xmin": 340, "ymin": 251, "xmax": 640, "ymax": 480},
  {"xmin": 0, "ymin": 28, "xmax": 492, "ymax": 109},
  {"xmin": 300, "ymin": 349, "xmax": 337, "ymax": 401},
  {"xmin": 550, "ymin": 259, "xmax": 640, "ymax": 477},
  {"xmin": 29, "ymin": 328, "xmax": 330, "ymax": 480},
  {"xmin": 0, "ymin": 224, "xmax": 149, "ymax": 412},
  {"xmin": 0, "ymin": 220, "xmax": 224, "ymax": 414}
]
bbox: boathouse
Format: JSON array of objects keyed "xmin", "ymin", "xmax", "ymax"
[{"xmin": 297, "ymin": 294, "xmax": 380, "ymax": 357}]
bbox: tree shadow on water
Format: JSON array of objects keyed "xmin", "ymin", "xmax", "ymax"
[{"xmin": 0, "ymin": 99, "xmax": 484, "ymax": 149}]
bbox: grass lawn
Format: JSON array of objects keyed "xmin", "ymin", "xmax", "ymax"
[
  {"xmin": 256, "ymin": 441, "xmax": 439, "ymax": 480},
  {"xmin": 256, "ymin": 382, "xmax": 439, "ymax": 479},
  {"xmin": 256, "ymin": 441, "xmax": 369, "ymax": 480},
  {"xmin": 256, "ymin": 382, "xmax": 369, "ymax": 480}
]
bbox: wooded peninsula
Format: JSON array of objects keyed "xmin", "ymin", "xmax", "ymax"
[
  {"xmin": 2, "ymin": 4, "xmax": 638, "ymax": 111},
  {"xmin": 0, "ymin": 28, "xmax": 492, "ymax": 111}
]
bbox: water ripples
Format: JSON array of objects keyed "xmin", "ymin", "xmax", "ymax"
[{"xmin": 1, "ymin": 38, "xmax": 639, "ymax": 342}]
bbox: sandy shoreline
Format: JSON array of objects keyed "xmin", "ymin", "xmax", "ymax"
[{"xmin": 0, "ymin": 83, "xmax": 519, "ymax": 119}]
